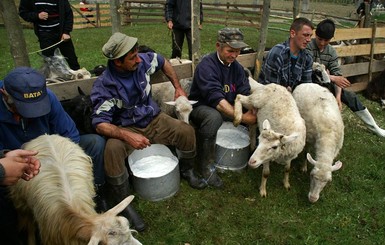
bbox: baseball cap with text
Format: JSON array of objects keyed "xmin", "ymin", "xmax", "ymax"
[{"xmin": 3, "ymin": 67, "xmax": 50, "ymax": 118}]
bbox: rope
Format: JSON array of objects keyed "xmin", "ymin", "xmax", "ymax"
[{"xmin": 28, "ymin": 40, "xmax": 64, "ymax": 55}]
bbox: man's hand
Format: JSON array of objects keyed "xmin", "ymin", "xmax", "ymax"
[
  {"xmin": 121, "ymin": 129, "xmax": 151, "ymax": 150},
  {"xmin": 1, "ymin": 150, "xmax": 40, "ymax": 185},
  {"xmin": 331, "ymin": 75, "xmax": 351, "ymax": 89},
  {"xmin": 61, "ymin": 33, "xmax": 71, "ymax": 41},
  {"xmin": 38, "ymin": 11, "xmax": 48, "ymax": 20}
]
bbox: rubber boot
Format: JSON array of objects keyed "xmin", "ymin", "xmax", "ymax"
[
  {"xmin": 179, "ymin": 157, "xmax": 207, "ymax": 189},
  {"xmin": 355, "ymin": 108, "xmax": 385, "ymax": 137},
  {"xmin": 197, "ymin": 136, "xmax": 223, "ymax": 188},
  {"xmin": 106, "ymin": 170, "xmax": 146, "ymax": 232},
  {"xmin": 94, "ymin": 184, "xmax": 109, "ymax": 213}
]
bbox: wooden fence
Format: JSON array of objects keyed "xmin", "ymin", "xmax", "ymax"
[{"xmin": 71, "ymin": 3, "xmax": 111, "ymax": 29}]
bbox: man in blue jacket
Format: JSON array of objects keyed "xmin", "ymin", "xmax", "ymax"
[
  {"xmin": 189, "ymin": 27, "xmax": 257, "ymax": 188},
  {"xmin": 0, "ymin": 67, "xmax": 106, "ymax": 244},
  {"xmin": 91, "ymin": 32, "xmax": 207, "ymax": 232}
]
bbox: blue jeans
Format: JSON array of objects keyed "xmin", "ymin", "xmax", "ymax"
[{"xmin": 79, "ymin": 134, "xmax": 105, "ymax": 185}]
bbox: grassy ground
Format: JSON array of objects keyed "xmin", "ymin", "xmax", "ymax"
[{"xmin": 2, "ymin": 1, "xmax": 385, "ymax": 244}]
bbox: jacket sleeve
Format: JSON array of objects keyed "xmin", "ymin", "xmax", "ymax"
[
  {"xmin": 19, "ymin": 0, "xmax": 39, "ymax": 23},
  {"xmin": 165, "ymin": 0, "xmax": 175, "ymax": 21},
  {"xmin": 48, "ymin": 92, "xmax": 80, "ymax": 143},
  {"xmin": 62, "ymin": 0, "xmax": 74, "ymax": 34}
]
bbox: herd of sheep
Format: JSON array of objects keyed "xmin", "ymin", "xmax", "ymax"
[{"xmin": 9, "ymin": 62, "xmax": 344, "ymax": 244}]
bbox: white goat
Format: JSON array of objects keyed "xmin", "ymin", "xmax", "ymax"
[
  {"xmin": 152, "ymin": 78, "xmax": 197, "ymax": 123},
  {"xmin": 234, "ymin": 83, "xmax": 306, "ymax": 197},
  {"xmin": 292, "ymin": 83, "xmax": 344, "ymax": 203},
  {"xmin": 10, "ymin": 134, "xmax": 142, "ymax": 245}
]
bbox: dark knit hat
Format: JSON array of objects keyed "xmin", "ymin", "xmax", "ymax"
[{"xmin": 316, "ymin": 19, "xmax": 335, "ymax": 40}]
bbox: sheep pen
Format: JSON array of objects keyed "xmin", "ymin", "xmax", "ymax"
[{"xmin": 9, "ymin": 134, "xmax": 142, "ymax": 245}]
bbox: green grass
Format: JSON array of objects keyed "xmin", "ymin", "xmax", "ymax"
[{"xmin": 1, "ymin": 21, "xmax": 385, "ymax": 244}]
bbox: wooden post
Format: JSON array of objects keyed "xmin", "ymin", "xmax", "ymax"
[
  {"xmin": 254, "ymin": 0, "xmax": 270, "ymax": 79},
  {"xmin": 293, "ymin": 0, "xmax": 300, "ymax": 19},
  {"xmin": 0, "ymin": 0, "xmax": 30, "ymax": 67},
  {"xmin": 363, "ymin": 2, "xmax": 371, "ymax": 28},
  {"xmin": 96, "ymin": 3, "xmax": 101, "ymax": 27},
  {"xmin": 368, "ymin": 20, "xmax": 377, "ymax": 82},
  {"xmin": 191, "ymin": 0, "xmax": 201, "ymax": 70},
  {"xmin": 110, "ymin": 0, "xmax": 121, "ymax": 33}
]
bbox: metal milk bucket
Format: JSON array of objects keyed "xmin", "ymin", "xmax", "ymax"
[
  {"xmin": 215, "ymin": 122, "xmax": 250, "ymax": 172},
  {"xmin": 128, "ymin": 144, "xmax": 180, "ymax": 201}
]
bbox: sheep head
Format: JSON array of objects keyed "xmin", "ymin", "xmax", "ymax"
[
  {"xmin": 87, "ymin": 195, "xmax": 142, "ymax": 245},
  {"xmin": 248, "ymin": 119, "xmax": 299, "ymax": 169},
  {"xmin": 164, "ymin": 96, "xmax": 197, "ymax": 124},
  {"xmin": 307, "ymin": 153, "xmax": 342, "ymax": 203},
  {"xmin": 312, "ymin": 62, "xmax": 331, "ymax": 84}
]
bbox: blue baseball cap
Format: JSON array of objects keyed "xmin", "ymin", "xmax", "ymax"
[{"xmin": 3, "ymin": 67, "xmax": 51, "ymax": 118}]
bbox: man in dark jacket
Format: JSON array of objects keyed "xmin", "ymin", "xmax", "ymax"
[
  {"xmin": 91, "ymin": 32, "xmax": 208, "ymax": 232},
  {"xmin": 19, "ymin": 0, "xmax": 80, "ymax": 70},
  {"xmin": 189, "ymin": 27, "xmax": 257, "ymax": 188},
  {"xmin": 165, "ymin": 0, "xmax": 203, "ymax": 60}
]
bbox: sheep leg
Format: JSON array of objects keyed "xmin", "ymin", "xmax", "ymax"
[
  {"xmin": 283, "ymin": 161, "xmax": 291, "ymax": 190},
  {"xmin": 233, "ymin": 94, "xmax": 245, "ymax": 126},
  {"xmin": 259, "ymin": 162, "xmax": 270, "ymax": 197}
]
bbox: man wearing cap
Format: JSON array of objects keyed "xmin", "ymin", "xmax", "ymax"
[
  {"xmin": 90, "ymin": 32, "xmax": 207, "ymax": 231},
  {"xmin": 307, "ymin": 18, "xmax": 385, "ymax": 137},
  {"xmin": 0, "ymin": 66, "xmax": 106, "ymax": 243},
  {"xmin": 188, "ymin": 27, "xmax": 257, "ymax": 188}
]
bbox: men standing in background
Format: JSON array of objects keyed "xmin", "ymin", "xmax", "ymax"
[
  {"xmin": 165, "ymin": 0, "xmax": 203, "ymax": 60},
  {"xmin": 19, "ymin": 0, "xmax": 81, "ymax": 70}
]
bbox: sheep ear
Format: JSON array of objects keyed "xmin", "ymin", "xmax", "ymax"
[
  {"xmin": 188, "ymin": 100, "xmax": 198, "ymax": 105},
  {"xmin": 106, "ymin": 195, "xmax": 134, "ymax": 216},
  {"xmin": 87, "ymin": 236, "xmax": 101, "ymax": 245},
  {"xmin": 262, "ymin": 119, "xmax": 271, "ymax": 130},
  {"xmin": 332, "ymin": 160, "xmax": 343, "ymax": 171},
  {"xmin": 306, "ymin": 153, "xmax": 317, "ymax": 165},
  {"xmin": 164, "ymin": 101, "xmax": 176, "ymax": 106},
  {"xmin": 281, "ymin": 133, "xmax": 298, "ymax": 144}
]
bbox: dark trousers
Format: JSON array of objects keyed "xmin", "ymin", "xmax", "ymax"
[
  {"xmin": 0, "ymin": 187, "xmax": 27, "ymax": 245},
  {"xmin": 38, "ymin": 30, "xmax": 80, "ymax": 70},
  {"xmin": 171, "ymin": 28, "xmax": 192, "ymax": 60},
  {"xmin": 190, "ymin": 105, "xmax": 224, "ymax": 139},
  {"xmin": 328, "ymin": 84, "xmax": 365, "ymax": 112}
]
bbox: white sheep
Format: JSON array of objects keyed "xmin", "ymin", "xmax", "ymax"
[
  {"xmin": 152, "ymin": 78, "xmax": 197, "ymax": 123},
  {"xmin": 10, "ymin": 134, "xmax": 142, "ymax": 245},
  {"xmin": 234, "ymin": 83, "xmax": 306, "ymax": 197},
  {"xmin": 292, "ymin": 83, "xmax": 344, "ymax": 203},
  {"xmin": 312, "ymin": 62, "xmax": 330, "ymax": 84},
  {"xmin": 164, "ymin": 95, "xmax": 197, "ymax": 123}
]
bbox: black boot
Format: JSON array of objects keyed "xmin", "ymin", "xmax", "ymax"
[
  {"xmin": 179, "ymin": 158, "xmax": 208, "ymax": 190},
  {"xmin": 106, "ymin": 171, "xmax": 146, "ymax": 232},
  {"xmin": 197, "ymin": 136, "xmax": 223, "ymax": 188},
  {"xmin": 94, "ymin": 184, "xmax": 109, "ymax": 213}
]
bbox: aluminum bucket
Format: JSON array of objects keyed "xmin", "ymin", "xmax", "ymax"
[
  {"xmin": 128, "ymin": 144, "xmax": 180, "ymax": 201},
  {"xmin": 215, "ymin": 122, "xmax": 250, "ymax": 172}
]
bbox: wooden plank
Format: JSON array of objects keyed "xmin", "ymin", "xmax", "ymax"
[
  {"xmin": 237, "ymin": 53, "xmax": 257, "ymax": 68},
  {"xmin": 340, "ymin": 59, "xmax": 385, "ymax": 77},
  {"xmin": 332, "ymin": 28, "xmax": 372, "ymax": 41},
  {"xmin": 334, "ymin": 44, "xmax": 371, "ymax": 57}
]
